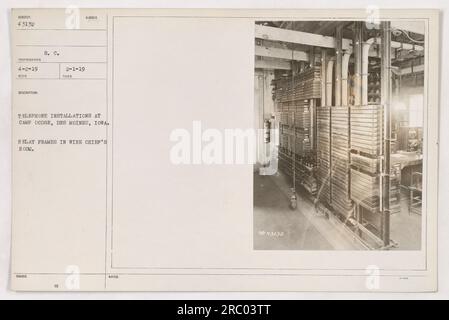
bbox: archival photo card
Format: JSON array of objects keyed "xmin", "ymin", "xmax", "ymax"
[{"xmin": 10, "ymin": 8, "xmax": 439, "ymax": 292}]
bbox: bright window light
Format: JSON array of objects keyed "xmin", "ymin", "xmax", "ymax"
[{"xmin": 409, "ymin": 94, "xmax": 423, "ymax": 127}]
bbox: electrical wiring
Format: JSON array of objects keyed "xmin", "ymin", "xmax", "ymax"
[{"xmin": 396, "ymin": 28, "xmax": 425, "ymax": 44}]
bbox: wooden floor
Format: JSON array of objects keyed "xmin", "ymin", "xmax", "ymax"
[{"xmin": 253, "ymin": 170, "xmax": 421, "ymax": 250}]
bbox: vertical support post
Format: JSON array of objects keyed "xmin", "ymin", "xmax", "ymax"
[
  {"xmin": 326, "ymin": 58, "xmax": 334, "ymax": 106},
  {"xmin": 380, "ymin": 21, "xmax": 392, "ymax": 247},
  {"xmin": 335, "ymin": 26, "xmax": 343, "ymax": 106},
  {"xmin": 309, "ymin": 48, "xmax": 316, "ymax": 151},
  {"xmin": 329, "ymin": 107, "xmax": 332, "ymax": 204},
  {"xmin": 321, "ymin": 49, "xmax": 327, "ymax": 106},
  {"xmin": 309, "ymin": 99, "xmax": 316, "ymax": 151},
  {"xmin": 342, "ymin": 51, "xmax": 351, "ymax": 106},
  {"xmin": 290, "ymin": 60, "xmax": 298, "ymax": 209},
  {"xmin": 309, "ymin": 46, "xmax": 316, "ymax": 68},
  {"xmin": 362, "ymin": 40, "xmax": 374, "ymax": 106},
  {"xmin": 353, "ymin": 22, "xmax": 363, "ymax": 106},
  {"xmin": 265, "ymin": 70, "xmax": 275, "ymax": 164}
]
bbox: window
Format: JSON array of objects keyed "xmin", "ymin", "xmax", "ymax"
[{"xmin": 409, "ymin": 94, "xmax": 424, "ymax": 127}]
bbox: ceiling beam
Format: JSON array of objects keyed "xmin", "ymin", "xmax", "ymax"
[
  {"xmin": 255, "ymin": 43, "xmax": 382, "ymax": 63},
  {"xmin": 255, "ymin": 24, "xmax": 352, "ymax": 50},
  {"xmin": 255, "ymin": 45, "xmax": 309, "ymax": 61},
  {"xmin": 255, "ymin": 58, "xmax": 291, "ymax": 70}
]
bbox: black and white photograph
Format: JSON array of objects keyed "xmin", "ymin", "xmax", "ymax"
[{"xmin": 254, "ymin": 20, "xmax": 425, "ymax": 250}]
